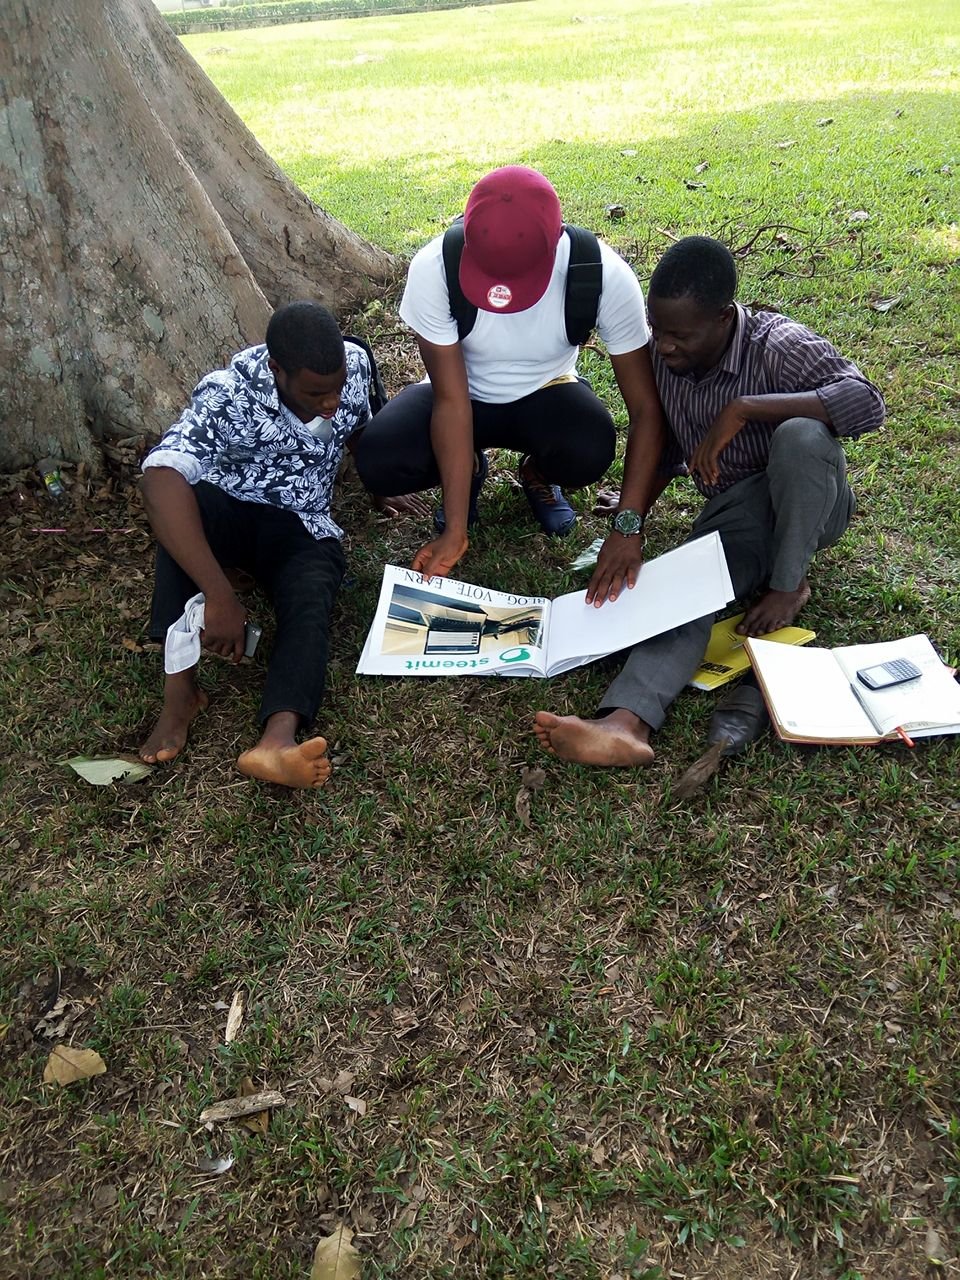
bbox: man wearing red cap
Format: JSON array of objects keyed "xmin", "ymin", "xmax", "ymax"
[{"xmin": 353, "ymin": 165, "xmax": 666, "ymax": 579}]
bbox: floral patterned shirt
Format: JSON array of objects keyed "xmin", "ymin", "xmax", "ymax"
[{"xmin": 142, "ymin": 342, "xmax": 371, "ymax": 542}]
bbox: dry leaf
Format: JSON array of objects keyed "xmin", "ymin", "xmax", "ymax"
[
  {"xmin": 815, "ymin": 116, "xmax": 834, "ymax": 126},
  {"xmin": 847, "ymin": 209, "xmax": 870, "ymax": 223},
  {"xmin": 344, "ymin": 1095, "xmax": 367, "ymax": 1117},
  {"xmin": 694, "ymin": 160, "xmax": 710, "ymax": 173},
  {"xmin": 683, "ymin": 180, "xmax": 707, "ymax": 190},
  {"xmin": 333, "ymin": 1069, "xmax": 356, "ymax": 1094},
  {"xmin": 224, "ymin": 988, "xmax": 247, "ymax": 1043},
  {"xmin": 604, "ymin": 203, "xmax": 626, "ymax": 220},
  {"xmin": 775, "ymin": 139, "xmax": 796, "ymax": 149},
  {"xmin": 515, "ymin": 788, "xmax": 531, "ymax": 828},
  {"xmin": 520, "ymin": 766, "xmax": 546, "ymax": 791},
  {"xmin": 199, "ymin": 1089, "xmax": 285, "ymax": 1124},
  {"xmin": 591, "ymin": 1142, "xmax": 606, "ymax": 1166},
  {"xmin": 619, "ymin": 148, "xmax": 637, "ymax": 156},
  {"xmin": 121, "ymin": 637, "xmax": 143, "ymax": 653},
  {"xmin": 196, "ymin": 1154, "xmax": 234, "ymax": 1175},
  {"xmin": 310, "ymin": 1224, "xmax": 362, "ymax": 1280},
  {"xmin": 43, "ymin": 1044, "xmax": 107, "ymax": 1086},
  {"xmin": 63, "ymin": 755, "xmax": 152, "ymax": 785},
  {"xmin": 869, "ymin": 296, "xmax": 902, "ymax": 313},
  {"xmin": 239, "ymin": 1076, "xmax": 269, "ymax": 1135},
  {"xmin": 925, "ymin": 1224, "xmax": 947, "ymax": 1265}
]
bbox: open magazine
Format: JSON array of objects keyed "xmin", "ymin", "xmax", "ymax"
[{"xmin": 357, "ymin": 531, "xmax": 734, "ymax": 678}]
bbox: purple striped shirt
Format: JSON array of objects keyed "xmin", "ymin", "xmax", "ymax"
[{"xmin": 652, "ymin": 304, "xmax": 886, "ymax": 498}]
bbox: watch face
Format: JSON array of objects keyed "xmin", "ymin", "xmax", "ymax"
[{"xmin": 613, "ymin": 509, "xmax": 644, "ymax": 535}]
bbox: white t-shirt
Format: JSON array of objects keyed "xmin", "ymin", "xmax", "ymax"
[{"xmin": 399, "ymin": 231, "xmax": 650, "ymax": 403}]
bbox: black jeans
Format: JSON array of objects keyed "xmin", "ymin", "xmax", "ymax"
[
  {"xmin": 352, "ymin": 379, "xmax": 616, "ymax": 495},
  {"xmin": 148, "ymin": 482, "xmax": 345, "ymax": 727}
]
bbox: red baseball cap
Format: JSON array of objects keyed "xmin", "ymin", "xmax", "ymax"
[{"xmin": 459, "ymin": 166, "xmax": 563, "ymax": 315}]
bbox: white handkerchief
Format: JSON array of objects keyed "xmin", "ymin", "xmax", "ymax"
[{"xmin": 164, "ymin": 592, "xmax": 206, "ymax": 674}]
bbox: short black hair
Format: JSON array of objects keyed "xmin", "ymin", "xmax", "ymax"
[
  {"xmin": 649, "ymin": 236, "xmax": 738, "ymax": 311},
  {"xmin": 266, "ymin": 301, "xmax": 345, "ymax": 376}
]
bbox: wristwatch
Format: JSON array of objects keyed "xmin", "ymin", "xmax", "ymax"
[{"xmin": 610, "ymin": 508, "xmax": 645, "ymax": 536}]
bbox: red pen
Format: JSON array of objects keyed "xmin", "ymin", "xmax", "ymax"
[{"xmin": 895, "ymin": 725, "xmax": 915, "ymax": 748}]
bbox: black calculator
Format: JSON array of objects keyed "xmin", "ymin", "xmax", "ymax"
[{"xmin": 856, "ymin": 658, "xmax": 922, "ymax": 690}]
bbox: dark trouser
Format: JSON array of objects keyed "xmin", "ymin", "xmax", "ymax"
[
  {"xmin": 599, "ymin": 418, "xmax": 856, "ymax": 730},
  {"xmin": 352, "ymin": 379, "xmax": 617, "ymax": 494},
  {"xmin": 148, "ymin": 482, "xmax": 345, "ymax": 727}
]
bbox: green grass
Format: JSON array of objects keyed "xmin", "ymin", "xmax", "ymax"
[{"xmin": 0, "ymin": 0, "xmax": 958, "ymax": 1277}]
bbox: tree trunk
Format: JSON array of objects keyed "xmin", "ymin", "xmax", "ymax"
[{"xmin": 0, "ymin": 0, "xmax": 396, "ymax": 471}]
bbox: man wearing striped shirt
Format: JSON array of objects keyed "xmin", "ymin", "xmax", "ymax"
[{"xmin": 535, "ymin": 235, "xmax": 886, "ymax": 767}]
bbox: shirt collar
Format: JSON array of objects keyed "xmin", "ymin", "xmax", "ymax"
[{"xmin": 716, "ymin": 303, "xmax": 748, "ymax": 376}]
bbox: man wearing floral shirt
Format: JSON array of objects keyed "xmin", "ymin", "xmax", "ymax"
[{"xmin": 138, "ymin": 301, "xmax": 372, "ymax": 789}]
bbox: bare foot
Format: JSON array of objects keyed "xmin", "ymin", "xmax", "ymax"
[
  {"xmin": 533, "ymin": 710, "xmax": 655, "ymax": 767},
  {"xmin": 139, "ymin": 677, "xmax": 208, "ymax": 763},
  {"xmin": 236, "ymin": 736, "xmax": 332, "ymax": 789},
  {"xmin": 737, "ymin": 578, "xmax": 811, "ymax": 636}
]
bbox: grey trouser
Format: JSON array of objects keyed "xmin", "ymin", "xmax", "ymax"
[{"xmin": 598, "ymin": 418, "xmax": 856, "ymax": 730}]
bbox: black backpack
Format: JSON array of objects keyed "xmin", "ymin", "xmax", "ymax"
[
  {"xmin": 441, "ymin": 218, "xmax": 603, "ymax": 346},
  {"xmin": 343, "ymin": 333, "xmax": 388, "ymax": 417}
]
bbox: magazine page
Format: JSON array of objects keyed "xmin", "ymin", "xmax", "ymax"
[
  {"xmin": 831, "ymin": 634, "xmax": 960, "ymax": 737},
  {"xmin": 543, "ymin": 531, "xmax": 736, "ymax": 677},
  {"xmin": 356, "ymin": 565, "xmax": 551, "ymax": 677}
]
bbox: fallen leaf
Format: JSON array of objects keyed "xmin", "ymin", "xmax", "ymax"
[
  {"xmin": 43, "ymin": 1045, "xmax": 107, "ymax": 1086},
  {"xmin": 515, "ymin": 788, "xmax": 531, "ymax": 828},
  {"xmin": 604, "ymin": 203, "xmax": 626, "ymax": 220},
  {"xmin": 121, "ymin": 637, "xmax": 143, "ymax": 653},
  {"xmin": 62, "ymin": 755, "xmax": 152, "ymax": 786},
  {"xmin": 197, "ymin": 1154, "xmax": 235, "ymax": 1175},
  {"xmin": 925, "ymin": 1223, "xmax": 947, "ymax": 1265},
  {"xmin": 520, "ymin": 766, "xmax": 546, "ymax": 791},
  {"xmin": 199, "ymin": 1090, "xmax": 285, "ymax": 1124},
  {"xmin": 344, "ymin": 1095, "xmax": 367, "ymax": 1117},
  {"xmin": 224, "ymin": 988, "xmax": 247, "ymax": 1043},
  {"xmin": 683, "ymin": 180, "xmax": 707, "ymax": 190},
  {"xmin": 619, "ymin": 148, "xmax": 637, "ymax": 156},
  {"xmin": 815, "ymin": 116, "xmax": 834, "ymax": 126},
  {"xmin": 775, "ymin": 139, "xmax": 797, "ymax": 149},
  {"xmin": 311, "ymin": 1224, "xmax": 362, "ymax": 1280},
  {"xmin": 869, "ymin": 296, "xmax": 902, "ymax": 313},
  {"xmin": 239, "ymin": 1076, "xmax": 269, "ymax": 1135},
  {"xmin": 591, "ymin": 1141, "xmax": 606, "ymax": 1166},
  {"xmin": 847, "ymin": 209, "xmax": 870, "ymax": 223},
  {"xmin": 694, "ymin": 160, "xmax": 710, "ymax": 173},
  {"xmin": 333, "ymin": 1069, "xmax": 356, "ymax": 1094}
]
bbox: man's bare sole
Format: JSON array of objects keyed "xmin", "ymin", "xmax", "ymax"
[
  {"xmin": 737, "ymin": 578, "xmax": 811, "ymax": 636},
  {"xmin": 236, "ymin": 736, "xmax": 332, "ymax": 789},
  {"xmin": 533, "ymin": 710, "xmax": 655, "ymax": 767},
  {"xmin": 140, "ymin": 686, "xmax": 209, "ymax": 763}
]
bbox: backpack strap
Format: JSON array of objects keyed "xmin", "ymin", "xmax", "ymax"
[
  {"xmin": 441, "ymin": 216, "xmax": 477, "ymax": 342},
  {"xmin": 563, "ymin": 224, "xmax": 603, "ymax": 347},
  {"xmin": 343, "ymin": 333, "xmax": 388, "ymax": 417}
]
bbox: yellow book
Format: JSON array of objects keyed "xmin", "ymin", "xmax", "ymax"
[{"xmin": 690, "ymin": 613, "xmax": 816, "ymax": 691}]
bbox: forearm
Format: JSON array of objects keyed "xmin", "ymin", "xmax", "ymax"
[
  {"xmin": 618, "ymin": 414, "xmax": 669, "ymax": 514},
  {"xmin": 429, "ymin": 398, "xmax": 474, "ymax": 537},
  {"xmin": 140, "ymin": 469, "xmax": 234, "ymax": 601},
  {"xmin": 730, "ymin": 391, "xmax": 831, "ymax": 426}
]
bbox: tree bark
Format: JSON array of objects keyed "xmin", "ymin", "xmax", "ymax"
[{"xmin": 0, "ymin": 0, "xmax": 396, "ymax": 470}]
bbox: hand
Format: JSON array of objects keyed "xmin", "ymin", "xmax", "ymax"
[
  {"xmin": 689, "ymin": 401, "xmax": 747, "ymax": 487},
  {"xmin": 591, "ymin": 488, "xmax": 621, "ymax": 516},
  {"xmin": 200, "ymin": 587, "xmax": 246, "ymax": 662},
  {"xmin": 411, "ymin": 530, "xmax": 469, "ymax": 579},
  {"xmin": 585, "ymin": 533, "xmax": 644, "ymax": 607},
  {"xmin": 372, "ymin": 492, "xmax": 433, "ymax": 519}
]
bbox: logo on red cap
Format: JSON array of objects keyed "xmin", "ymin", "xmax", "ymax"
[{"xmin": 486, "ymin": 284, "xmax": 513, "ymax": 309}]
